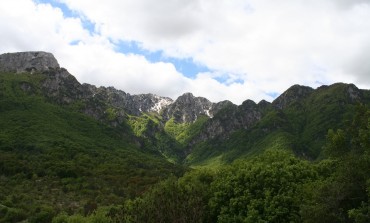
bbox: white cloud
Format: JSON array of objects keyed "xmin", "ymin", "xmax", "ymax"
[
  {"xmin": 59, "ymin": 0, "xmax": 370, "ymax": 98},
  {"xmin": 1, "ymin": 0, "xmax": 370, "ymax": 104},
  {"xmin": 0, "ymin": 0, "xmax": 189, "ymax": 100}
]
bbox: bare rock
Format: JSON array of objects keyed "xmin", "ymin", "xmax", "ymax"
[{"xmin": 0, "ymin": 51, "xmax": 60, "ymax": 73}]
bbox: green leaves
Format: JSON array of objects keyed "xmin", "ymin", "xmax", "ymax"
[
  {"xmin": 0, "ymin": 72, "xmax": 184, "ymax": 221},
  {"xmin": 120, "ymin": 172, "xmax": 213, "ymax": 223},
  {"xmin": 324, "ymin": 129, "xmax": 348, "ymax": 157},
  {"xmin": 301, "ymin": 105, "xmax": 370, "ymax": 223},
  {"xmin": 209, "ymin": 150, "xmax": 316, "ymax": 222}
]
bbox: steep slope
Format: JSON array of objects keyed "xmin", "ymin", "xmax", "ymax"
[
  {"xmin": 0, "ymin": 51, "xmax": 59, "ymax": 73},
  {"xmin": 1, "ymin": 51, "xmax": 369, "ymax": 167},
  {"xmin": 1, "ymin": 51, "xmax": 370, "ymax": 220},
  {"xmin": 186, "ymin": 83, "xmax": 370, "ymax": 166},
  {"xmin": 0, "ymin": 54, "xmax": 184, "ymax": 220}
]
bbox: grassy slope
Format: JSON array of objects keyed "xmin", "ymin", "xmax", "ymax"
[
  {"xmin": 126, "ymin": 113, "xmax": 210, "ymax": 164},
  {"xmin": 0, "ymin": 72, "xmax": 184, "ymax": 220}
]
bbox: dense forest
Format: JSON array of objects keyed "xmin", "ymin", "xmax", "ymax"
[
  {"xmin": 0, "ymin": 66, "xmax": 369, "ymax": 222},
  {"xmin": 51, "ymin": 105, "xmax": 370, "ymax": 223}
]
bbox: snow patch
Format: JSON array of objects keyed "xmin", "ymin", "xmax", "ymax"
[
  {"xmin": 204, "ymin": 109, "xmax": 213, "ymax": 118},
  {"xmin": 150, "ymin": 96, "xmax": 173, "ymax": 113}
]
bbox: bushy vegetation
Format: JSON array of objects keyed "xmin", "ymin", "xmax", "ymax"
[
  {"xmin": 1, "ymin": 71, "xmax": 369, "ymax": 222},
  {"xmin": 186, "ymin": 83, "xmax": 367, "ymax": 167},
  {"xmin": 300, "ymin": 105, "xmax": 370, "ymax": 222},
  {"xmin": 0, "ymin": 72, "xmax": 184, "ymax": 221},
  {"xmin": 127, "ymin": 114, "xmax": 185, "ymax": 163},
  {"xmin": 51, "ymin": 105, "xmax": 369, "ymax": 222},
  {"xmin": 126, "ymin": 114, "xmax": 209, "ymax": 163}
]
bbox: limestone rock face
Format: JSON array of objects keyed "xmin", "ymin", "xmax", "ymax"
[
  {"xmin": 0, "ymin": 51, "xmax": 60, "ymax": 73},
  {"xmin": 346, "ymin": 84, "xmax": 362, "ymax": 102},
  {"xmin": 162, "ymin": 93, "xmax": 214, "ymax": 123},
  {"xmin": 2, "ymin": 51, "xmax": 370, "ymax": 163},
  {"xmin": 82, "ymin": 85, "xmax": 173, "ymax": 117},
  {"xmin": 0, "ymin": 51, "xmax": 174, "ymax": 122},
  {"xmin": 190, "ymin": 99, "xmax": 265, "ymax": 144}
]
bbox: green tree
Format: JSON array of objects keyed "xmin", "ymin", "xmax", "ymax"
[
  {"xmin": 209, "ymin": 149, "xmax": 317, "ymax": 223},
  {"xmin": 120, "ymin": 170, "xmax": 215, "ymax": 223},
  {"xmin": 301, "ymin": 105, "xmax": 370, "ymax": 223}
]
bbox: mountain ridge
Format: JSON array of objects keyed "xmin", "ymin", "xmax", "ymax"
[
  {"xmin": 1, "ymin": 51, "xmax": 358, "ymax": 118},
  {"xmin": 1, "ymin": 51, "xmax": 370, "ymax": 221},
  {"xmin": 1, "ymin": 51, "xmax": 369, "ymax": 164}
]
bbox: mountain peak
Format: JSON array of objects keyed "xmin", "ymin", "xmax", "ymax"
[
  {"xmin": 163, "ymin": 92, "xmax": 213, "ymax": 123},
  {"xmin": 0, "ymin": 51, "xmax": 60, "ymax": 73},
  {"xmin": 272, "ymin": 84, "xmax": 314, "ymax": 109},
  {"xmin": 180, "ymin": 92, "xmax": 194, "ymax": 97}
]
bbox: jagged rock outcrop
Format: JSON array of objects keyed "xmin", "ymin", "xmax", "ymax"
[
  {"xmin": 0, "ymin": 52, "xmax": 82, "ymax": 104},
  {"xmin": 0, "ymin": 51, "xmax": 174, "ymax": 124},
  {"xmin": 162, "ymin": 93, "xmax": 233, "ymax": 123},
  {"xmin": 2, "ymin": 51, "xmax": 370, "ymax": 165},
  {"xmin": 211, "ymin": 100, "xmax": 235, "ymax": 116},
  {"xmin": 0, "ymin": 51, "xmax": 265, "ymax": 145},
  {"xmin": 272, "ymin": 85, "xmax": 314, "ymax": 109},
  {"xmin": 257, "ymin": 99, "xmax": 271, "ymax": 108},
  {"xmin": 190, "ymin": 99, "xmax": 264, "ymax": 144},
  {"xmin": 0, "ymin": 52, "xmax": 235, "ymax": 125},
  {"xmin": 42, "ymin": 68, "xmax": 84, "ymax": 104},
  {"xmin": 132, "ymin": 94, "xmax": 173, "ymax": 114},
  {"xmin": 0, "ymin": 51, "xmax": 60, "ymax": 73},
  {"xmin": 82, "ymin": 85, "xmax": 173, "ymax": 117},
  {"xmin": 346, "ymin": 84, "xmax": 362, "ymax": 102},
  {"xmin": 162, "ymin": 93, "xmax": 213, "ymax": 123}
]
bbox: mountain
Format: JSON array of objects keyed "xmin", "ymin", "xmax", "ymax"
[
  {"xmin": 1, "ymin": 52, "xmax": 369, "ymax": 164},
  {"xmin": 1, "ymin": 52, "xmax": 370, "ymax": 163},
  {"xmin": 0, "ymin": 51, "xmax": 369, "ymax": 220},
  {"xmin": 0, "ymin": 52, "xmax": 186, "ymax": 221}
]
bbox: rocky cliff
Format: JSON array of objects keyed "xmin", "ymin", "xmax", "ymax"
[
  {"xmin": 162, "ymin": 93, "xmax": 220, "ymax": 123},
  {"xmin": 0, "ymin": 51, "xmax": 330, "ymax": 141},
  {"xmin": 2, "ymin": 51, "xmax": 369, "ymax": 164},
  {"xmin": 0, "ymin": 52, "xmax": 176, "ymax": 123},
  {"xmin": 0, "ymin": 51, "xmax": 60, "ymax": 73},
  {"xmin": 272, "ymin": 85, "xmax": 314, "ymax": 109},
  {"xmin": 0, "ymin": 52, "xmax": 230, "ymax": 126}
]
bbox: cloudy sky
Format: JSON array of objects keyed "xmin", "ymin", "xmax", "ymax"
[{"xmin": 1, "ymin": 0, "xmax": 370, "ymax": 104}]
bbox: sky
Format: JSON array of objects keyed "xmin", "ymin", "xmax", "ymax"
[{"xmin": 0, "ymin": 0, "xmax": 370, "ymax": 104}]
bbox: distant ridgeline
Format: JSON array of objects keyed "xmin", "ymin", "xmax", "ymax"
[
  {"xmin": 0, "ymin": 52, "xmax": 369, "ymax": 222},
  {"xmin": 1, "ymin": 51, "xmax": 369, "ymax": 164}
]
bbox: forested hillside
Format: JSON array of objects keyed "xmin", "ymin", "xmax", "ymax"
[
  {"xmin": 0, "ymin": 52, "xmax": 369, "ymax": 222},
  {"xmin": 185, "ymin": 83, "xmax": 370, "ymax": 166},
  {"xmin": 0, "ymin": 71, "xmax": 184, "ymax": 222},
  {"xmin": 53, "ymin": 105, "xmax": 370, "ymax": 222}
]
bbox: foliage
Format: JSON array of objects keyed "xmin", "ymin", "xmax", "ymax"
[
  {"xmin": 122, "ymin": 170, "xmax": 214, "ymax": 223},
  {"xmin": 127, "ymin": 114, "xmax": 185, "ymax": 163},
  {"xmin": 127, "ymin": 114, "xmax": 159, "ymax": 137},
  {"xmin": 49, "ymin": 105, "xmax": 369, "ymax": 222},
  {"xmin": 300, "ymin": 105, "xmax": 370, "ymax": 223},
  {"xmin": 187, "ymin": 83, "xmax": 369, "ymax": 167},
  {"xmin": 2, "ymin": 71, "xmax": 370, "ymax": 222},
  {"xmin": 0, "ymin": 72, "xmax": 184, "ymax": 221},
  {"xmin": 52, "ymin": 209, "xmax": 113, "ymax": 223},
  {"xmin": 164, "ymin": 116, "xmax": 209, "ymax": 145},
  {"xmin": 209, "ymin": 149, "xmax": 317, "ymax": 222}
]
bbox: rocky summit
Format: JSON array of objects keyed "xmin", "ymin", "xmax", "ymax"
[
  {"xmin": 0, "ymin": 51, "xmax": 60, "ymax": 73},
  {"xmin": 0, "ymin": 51, "xmax": 233, "ymax": 125},
  {"xmin": 0, "ymin": 51, "xmax": 369, "ymax": 162}
]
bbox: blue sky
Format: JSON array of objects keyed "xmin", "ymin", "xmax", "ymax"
[
  {"xmin": 116, "ymin": 41, "xmax": 211, "ymax": 79},
  {"xmin": 1, "ymin": 0, "xmax": 369, "ymax": 104},
  {"xmin": 38, "ymin": 0, "xmax": 211, "ymax": 79}
]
